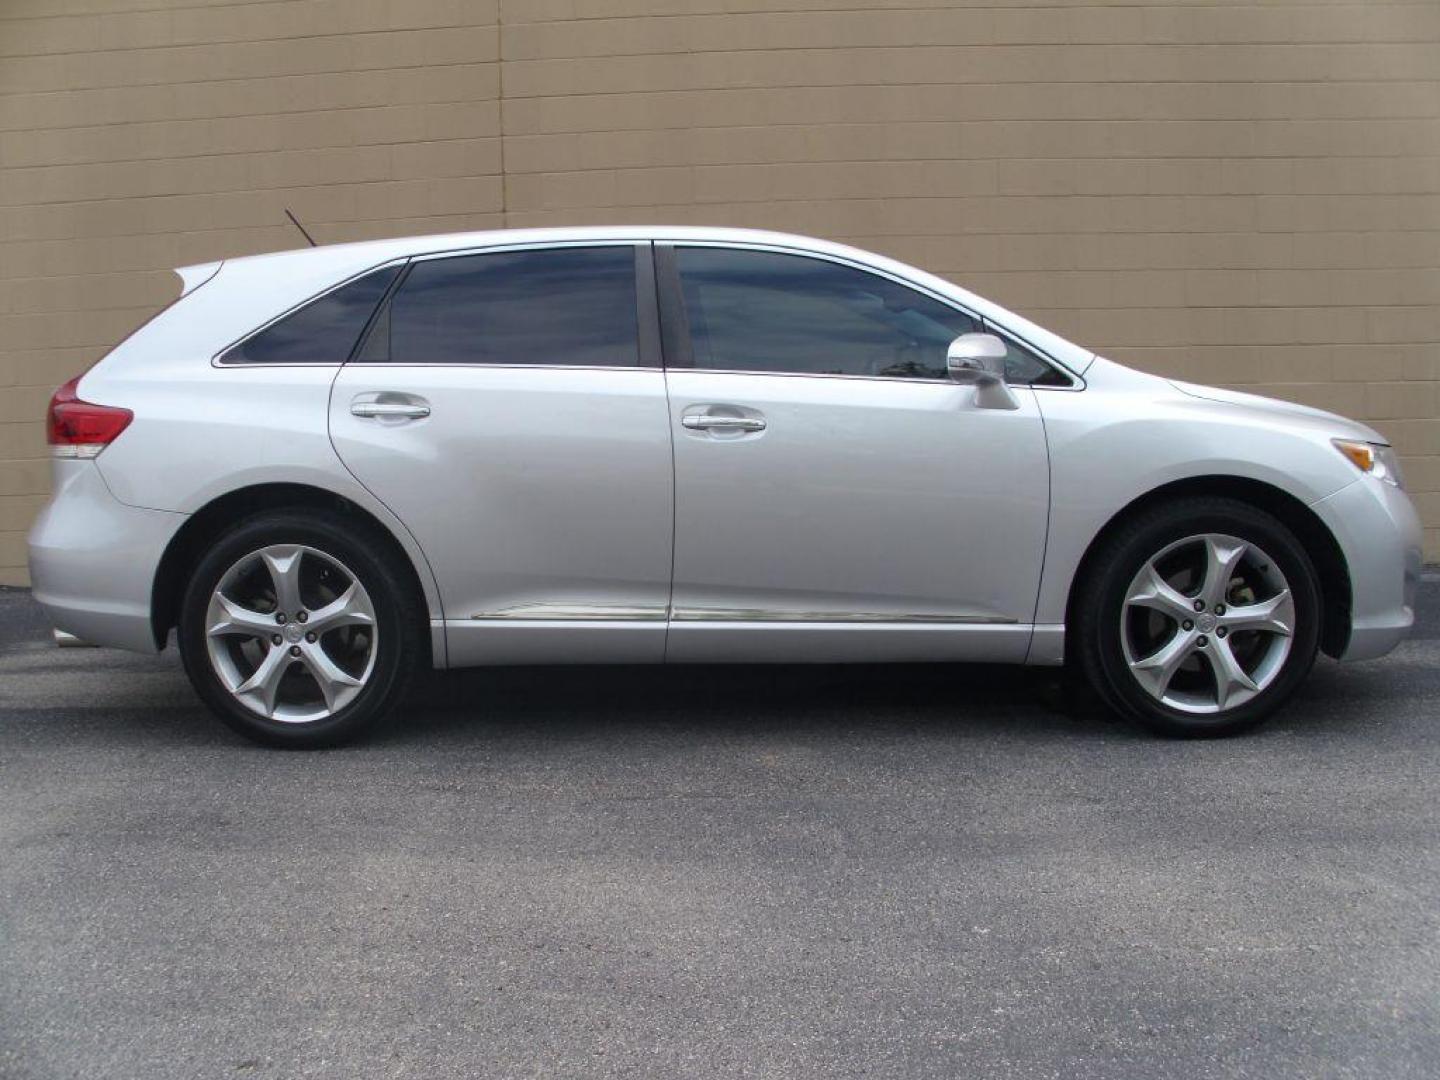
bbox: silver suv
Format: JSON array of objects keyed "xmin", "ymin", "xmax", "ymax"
[{"xmin": 29, "ymin": 228, "xmax": 1422, "ymax": 746}]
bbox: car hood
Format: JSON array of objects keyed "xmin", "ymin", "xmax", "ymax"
[{"xmin": 1167, "ymin": 379, "xmax": 1389, "ymax": 445}]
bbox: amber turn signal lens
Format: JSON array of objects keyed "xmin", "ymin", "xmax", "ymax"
[{"xmin": 1332, "ymin": 439, "xmax": 1376, "ymax": 474}]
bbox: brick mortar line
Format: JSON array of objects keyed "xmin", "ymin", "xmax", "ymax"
[
  {"xmin": 3, "ymin": 0, "xmax": 1433, "ymax": 27},
  {"xmin": 6, "ymin": 36, "xmax": 1439, "ymax": 62},
  {"xmin": 2, "ymin": 72, "xmax": 1434, "ymax": 121},
  {"xmin": 0, "ymin": 56, "xmax": 500, "ymax": 97},
  {"xmin": 7, "ymin": 84, "xmax": 1438, "ymax": 140},
  {"xmin": 9, "ymin": 152, "xmax": 1440, "ymax": 185},
  {"xmin": 0, "ymin": 61, "xmax": 499, "ymax": 108},
  {"xmin": 494, "ymin": 2, "xmax": 1440, "ymax": 25},
  {"xmin": 492, "ymin": 41, "xmax": 1440, "ymax": 62},
  {"xmin": 10, "ymin": 185, "xmax": 1440, "ymax": 213},
  {"xmin": 1, "ymin": 41, "xmax": 1435, "ymax": 95},
  {"xmin": 0, "ymin": 23, "xmax": 502, "ymax": 64},
  {"xmin": 267, "ymin": 118, "xmax": 1440, "ymax": 141},
  {"xmin": 0, "ymin": 0, "xmax": 409, "ymax": 26},
  {"xmin": 0, "ymin": 98, "xmax": 507, "ymax": 140}
]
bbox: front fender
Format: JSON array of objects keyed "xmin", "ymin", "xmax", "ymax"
[{"xmin": 1030, "ymin": 367, "xmax": 1364, "ymax": 633}]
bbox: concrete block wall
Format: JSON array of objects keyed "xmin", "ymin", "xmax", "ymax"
[{"xmin": 1, "ymin": 0, "xmax": 1437, "ymax": 583}]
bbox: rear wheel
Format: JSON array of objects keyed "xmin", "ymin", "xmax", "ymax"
[
  {"xmin": 1075, "ymin": 497, "xmax": 1322, "ymax": 737},
  {"xmin": 178, "ymin": 510, "xmax": 421, "ymax": 747}
]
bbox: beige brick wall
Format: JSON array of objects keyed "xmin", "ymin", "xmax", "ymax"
[{"xmin": 2, "ymin": 0, "xmax": 1437, "ymax": 584}]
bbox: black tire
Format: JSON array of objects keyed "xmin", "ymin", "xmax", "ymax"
[
  {"xmin": 1074, "ymin": 496, "xmax": 1322, "ymax": 738},
  {"xmin": 178, "ymin": 509, "xmax": 422, "ymax": 748}
]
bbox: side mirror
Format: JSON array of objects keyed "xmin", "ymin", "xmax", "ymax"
[{"xmin": 946, "ymin": 333, "xmax": 1019, "ymax": 410}]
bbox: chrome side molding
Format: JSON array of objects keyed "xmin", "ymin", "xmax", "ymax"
[
  {"xmin": 471, "ymin": 603, "xmax": 667, "ymax": 622},
  {"xmin": 466, "ymin": 604, "xmax": 1016, "ymax": 625},
  {"xmin": 671, "ymin": 608, "xmax": 1016, "ymax": 624}
]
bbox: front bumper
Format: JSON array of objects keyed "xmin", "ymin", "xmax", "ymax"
[
  {"xmin": 27, "ymin": 460, "xmax": 186, "ymax": 653},
  {"xmin": 1311, "ymin": 476, "xmax": 1423, "ymax": 661}
]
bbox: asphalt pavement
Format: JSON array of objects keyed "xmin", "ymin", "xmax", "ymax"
[{"xmin": 1, "ymin": 583, "xmax": 1438, "ymax": 1079}]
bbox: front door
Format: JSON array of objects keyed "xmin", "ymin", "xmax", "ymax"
[
  {"xmin": 658, "ymin": 244, "xmax": 1052, "ymax": 663},
  {"xmin": 330, "ymin": 243, "xmax": 674, "ymax": 665}
]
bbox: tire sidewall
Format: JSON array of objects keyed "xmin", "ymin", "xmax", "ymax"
[
  {"xmin": 178, "ymin": 511, "xmax": 416, "ymax": 748},
  {"xmin": 1086, "ymin": 500, "xmax": 1322, "ymax": 737}
]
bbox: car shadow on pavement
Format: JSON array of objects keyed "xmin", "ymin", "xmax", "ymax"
[
  {"xmin": 380, "ymin": 660, "xmax": 1129, "ymax": 743},
  {"xmin": 0, "ymin": 651, "xmax": 1413, "ymax": 753},
  {"xmin": 364, "ymin": 649, "xmax": 1415, "ymax": 749}
]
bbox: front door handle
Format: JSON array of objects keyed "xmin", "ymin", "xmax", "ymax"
[
  {"xmin": 681, "ymin": 414, "xmax": 766, "ymax": 433},
  {"xmin": 351, "ymin": 399, "xmax": 430, "ymax": 420}
]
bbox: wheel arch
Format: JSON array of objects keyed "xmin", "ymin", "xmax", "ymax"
[
  {"xmin": 150, "ymin": 482, "xmax": 436, "ymax": 658},
  {"xmin": 1064, "ymin": 475, "xmax": 1352, "ymax": 660}
]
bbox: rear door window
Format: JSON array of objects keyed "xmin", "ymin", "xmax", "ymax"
[{"xmin": 374, "ymin": 246, "xmax": 640, "ymax": 367}]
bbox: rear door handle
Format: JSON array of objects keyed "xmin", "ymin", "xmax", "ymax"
[
  {"xmin": 681, "ymin": 415, "xmax": 766, "ymax": 432},
  {"xmin": 350, "ymin": 398, "xmax": 430, "ymax": 420}
]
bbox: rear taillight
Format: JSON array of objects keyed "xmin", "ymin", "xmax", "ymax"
[{"xmin": 46, "ymin": 376, "xmax": 133, "ymax": 458}]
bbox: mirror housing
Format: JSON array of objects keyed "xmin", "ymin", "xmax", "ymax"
[{"xmin": 946, "ymin": 333, "xmax": 1019, "ymax": 410}]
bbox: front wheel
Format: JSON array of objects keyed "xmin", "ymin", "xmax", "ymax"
[
  {"xmin": 178, "ymin": 510, "xmax": 422, "ymax": 748},
  {"xmin": 1074, "ymin": 497, "xmax": 1322, "ymax": 738}
]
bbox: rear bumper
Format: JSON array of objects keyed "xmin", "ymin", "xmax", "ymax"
[
  {"xmin": 1311, "ymin": 477, "xmax": 1423, "ymax": 661},
  {"xmin": 26, "ymin": 460, "xmax": 185, "ymax": 653}
]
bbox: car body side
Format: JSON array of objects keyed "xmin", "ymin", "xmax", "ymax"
[{"xmin": 26, "ymin": 227, "xmax": 1422, "ymax": 668}]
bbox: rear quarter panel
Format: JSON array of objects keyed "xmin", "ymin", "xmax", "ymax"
[{"xmin": 77, "ymin": 253, "xmax": 446, "ymax": 637}]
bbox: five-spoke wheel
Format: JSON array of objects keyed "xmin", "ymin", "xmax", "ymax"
[
  {"xmin": 205, "ymin": 544, "xmax": 378, "ymax": 723},
  {"xmin": 1076, "ymin": 497, "xmax": 1321, "ymax": 737},
  {"xmin": 1121, "ymin": 533, "xmax": 1295, "ymax": 714},
  {"xmin": 179, "ymin": 510, "xmax": 420, "ymax": 747}
]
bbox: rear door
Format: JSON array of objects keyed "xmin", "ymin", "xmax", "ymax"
[{"xmin": 329, "ymin": 242, "xmax": 674, "ymax": 665}]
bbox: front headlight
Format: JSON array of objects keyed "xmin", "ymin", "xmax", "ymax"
[{"xmin": 1333, "ymin": 438, "xmax": 1405, "ymax": 489}]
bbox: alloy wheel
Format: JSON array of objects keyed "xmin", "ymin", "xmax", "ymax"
[
  {"xmin": 1120, "ymin": 533, "xmax": 1295, "ymax": 715},
  {"xmin": 204, "ymin": 544, "xmax": 378, "ymax": 723}
]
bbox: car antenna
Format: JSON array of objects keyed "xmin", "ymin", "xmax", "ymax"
[{"xmin": 284, "ymin": 208, "xmax": 317, "ymax": 247}]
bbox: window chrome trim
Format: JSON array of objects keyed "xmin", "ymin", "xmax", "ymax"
[
  {"xmin": 662, "ymin": 367, "xmax": 1021, "ymax": 389},
  {"xmin": 338, "ymin": 363, "xmax": 663, "ymax": 373},
  {"xmin": 211, "ymin": 256, "xmax": 411, "ymax": 368},
  {"xmin": 662, "ymin": 239, "xmax": 1082, "ymax": 389}
]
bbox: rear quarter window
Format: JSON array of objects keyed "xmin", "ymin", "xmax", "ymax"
[{"xmin": 221, "ymin": 264, "xmax": 400, "ymax": 365}]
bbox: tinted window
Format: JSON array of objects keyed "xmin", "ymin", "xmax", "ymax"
[
  {"xmin": 223, "ymin": 265, "xmax": 399, "ymax": 365},
  {"xmin": 987, "ymin": 326, "xmax": 1070, "ymax": 387},
  {"xmin": 381, "ymin": 246, "xmax": 639, "ymax": 366},
  {"xmin": 676, "ymin": 248, "xmax": 1065, "ymax": 385}
]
